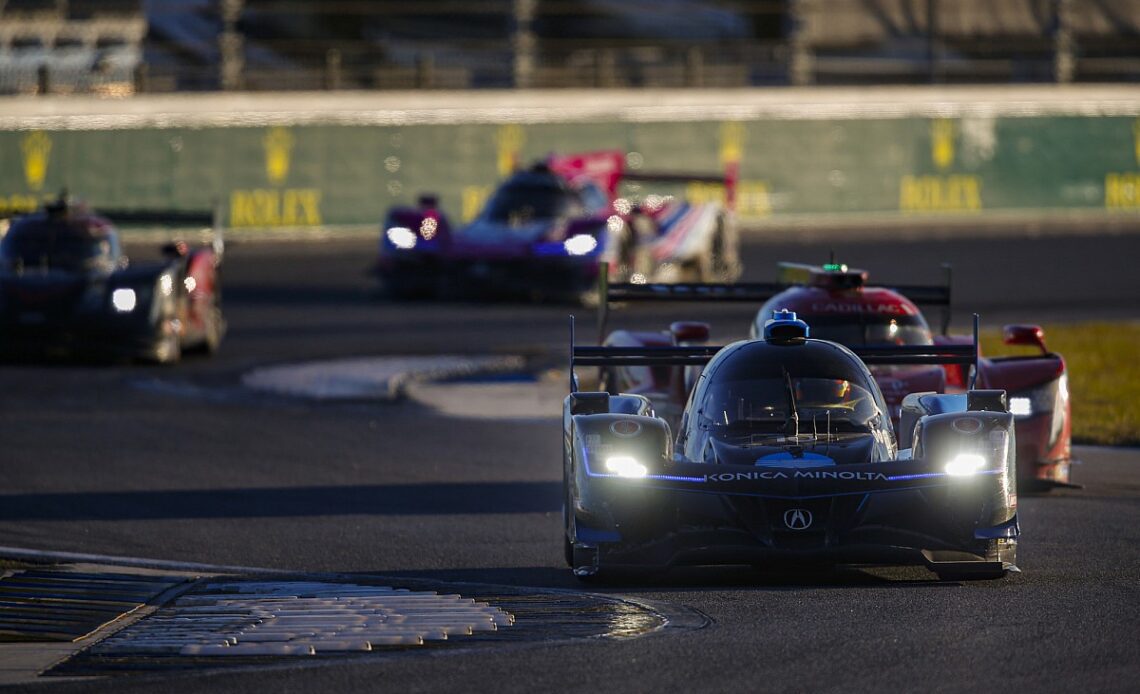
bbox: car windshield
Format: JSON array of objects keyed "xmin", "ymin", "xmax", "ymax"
[
  {"xmin": 483, "ymin": 183, "xmax": 577, "ymax": 224},
  {"xmin": 804, "ymin": 314, "xmax": 932, "ymax": 346},
  {"xmin": 0, "ymin": 224, "xmax": 117, "ymax": 273},
  {"xmin": 698, "ymin": 376, "xmax": 882, "ymax": 435}
]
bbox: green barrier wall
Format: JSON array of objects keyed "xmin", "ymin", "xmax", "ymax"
[{"xmin": 3, "ymin": 113, "xmax": 1140, "ymax": 228}]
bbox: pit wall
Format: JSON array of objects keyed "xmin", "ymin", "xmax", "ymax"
[{"xmin": 2, "ymin": 88, "xmax": 1139, "ymax": 230}]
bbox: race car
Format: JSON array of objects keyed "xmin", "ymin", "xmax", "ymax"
[
  {"xmin": 596, "ymin": 262, "xmax": 1072, "ymax": 490},
  {"xmin": 376, "ymin": 150, "xmax": 741, "ymax": 301},
  {"xmin": 0, "ymin": 195, "xmax": 225, "ymax": 364},
  {"xmin": 565, "ymin": 311, "xmax": 1019, "ymax": 581}
]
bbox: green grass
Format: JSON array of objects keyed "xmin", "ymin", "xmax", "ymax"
[{"xmin": 980, "ymin": 321, "xmax": 1140, "ymax": 447}]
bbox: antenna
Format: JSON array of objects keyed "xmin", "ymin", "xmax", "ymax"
[
  {"xmin": 969, "ymin": 313, "xmax": 980, "ymax": 389},
  {"xmin": 596, "ymin": 260, "xmax": 609, "ymax": 342},
  {"xmin": 569, "ymin": 315, "xmax": 579, "ymax": 393}
]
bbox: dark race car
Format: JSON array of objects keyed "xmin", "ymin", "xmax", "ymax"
[
  {"xmin": 595, "ymin": 262, "xmax": 1073, "ymax": 491},
  {"xmin": 376, "ymin": 150, "xmax": 741, "ymax": 301},
  {"xmin": 566, "ymin": 311, "xmax": 1019, "ymax": 581},
  {"xmin": 0, "ymin": 197, "xmax": 225, "ymax": 364}
]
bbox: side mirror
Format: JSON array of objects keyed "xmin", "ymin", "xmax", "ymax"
[
  {"xmin": 570, "ymin": 391, "xmax": 610, "ymax": 415},
  {"xmin": 1003, "ymin": 324, "xmax": 1047, "ymax": 353},
  {"xmin": 670, "ymin": 321, "xmax": 710, "ymax": 344},
  {"xmin": 967, "ymin": 389, "xmax": 1008, "ymax": 413}
]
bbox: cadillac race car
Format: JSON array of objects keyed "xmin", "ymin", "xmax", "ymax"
[
  {"xmin": 376, "ymin": 150, "xmax": 741, "ymax": 301},
  {"xmin": 597, "ymin": 262, "xmax": 1072, "ymax": 490},
  {"xmin": 565, "ymin": 311, "xmax": 1019, "ymax": 581},
  {"xmin": 0, "ymin": 196, "xmax": 225, "ymax": 363}
]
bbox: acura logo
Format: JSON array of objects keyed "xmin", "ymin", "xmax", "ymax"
[{"xmin": 783, "ymin": 508, "xmax": 813, "ymax": 530}]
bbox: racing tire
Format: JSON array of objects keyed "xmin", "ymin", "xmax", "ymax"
[
  {"xmin": 203, "ymin": 303, "xmax": 225, "ymax": 354},
  {"xmin": 185, "ymin": 302, "xmax": 226, "ymax": 355},
  {"xmin": 152, "ymin": 329, "xmax": 182, "ymax": 365}
]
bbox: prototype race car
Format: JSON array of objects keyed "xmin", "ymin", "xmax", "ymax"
[
  {"xmin": 566, "ymin": 311, "xmax": 1019, "ymax": 581},
  {"xmin": 597, "ymin": 262, "xmax": 1072, "ymax": 490},
  {"xmin": 0, "ymin": 196, "xmax": 225, "ymax": 363},
  {"xmin": 376, "ymin": 150, "xmax": 741, "ymax": 301}
]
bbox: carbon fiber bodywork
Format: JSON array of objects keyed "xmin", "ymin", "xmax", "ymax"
[{"xmin": 564, "ymin": 337, "xmax": 1019, "ymax": 581}]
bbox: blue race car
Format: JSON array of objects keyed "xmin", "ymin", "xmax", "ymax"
[
  {"xmin": 564, "ymin": 311, "xmax": 1019, "ymax": 581},
  {"xmin": 377, "ymin": 150, "xmax": 740, "ymax": 301}
]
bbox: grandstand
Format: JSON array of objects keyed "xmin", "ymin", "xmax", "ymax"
[
  {"xmin": 0, "ymin": 0, "xmax": 145, "ymax": 95},
  {"xmin": 0, "ymin": 0, "xmax": 1137, "ymax": 94}
]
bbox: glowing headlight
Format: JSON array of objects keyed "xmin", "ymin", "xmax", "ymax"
[
  {"xmin": 111, "ymin": 288, "xmax": 137, "ymax": 313},
  {"xmin": 945, "ymin": 453, "xmax": 986, "ymax": 476},
  {"xmin": 605, "ymin": 456, "xmax": 647, "ymax": 478},
  {"xmin": 563, "ymin": 234, "xmax": 598, "ymax": 256},
  {"xmin": 386, "ymin": 226, "xmax": 417, "ymax": 250},
  {"xmin": 1008, "ymin": 397, "xmax": 1032, "ymax": 417}
]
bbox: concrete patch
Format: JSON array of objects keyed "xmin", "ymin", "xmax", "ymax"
[
  {"xmin": 241, "ymin": 355, "xmax": 525, "ymax": 402},
  {"xmin": 406, "ymin": 375, "xmax": 566, "ymax": 421}
]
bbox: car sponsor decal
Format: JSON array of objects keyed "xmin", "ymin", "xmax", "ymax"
[
  {"xmin": 783, "ymin": 508, "xmax": 813, "ymax": 530},
  {"xmin": 704, "ymin": 470, "xmax": 889, "ymax": 482},
  {"xmin": 809, "ymin": 301, "xmax": 915, "ymax": 316},
  {"xmin": 952, "ymin": 417, "xmax": 984, "ymax": 434},
  {"xmin": 610, "ymin": 420, "xmax": 642, "ymax": 437}
]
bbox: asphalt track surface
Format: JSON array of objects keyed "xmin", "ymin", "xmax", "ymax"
[{"xmin": 2, "ymin": 230, "xmax": 1139, "ymax": 693}]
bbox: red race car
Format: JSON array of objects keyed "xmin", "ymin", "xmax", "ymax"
[{"xmin": 596, "ymin": 262, "xmax": 1073, "ymax": 490}]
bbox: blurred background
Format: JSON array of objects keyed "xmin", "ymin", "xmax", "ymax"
[
  {"xmin": 1, "ymin": 0, "xmax": 1139, "ymax": 94},
  {"xmin": 2, "ymin": 1, "xmax": 1139, "ymax": 230}
]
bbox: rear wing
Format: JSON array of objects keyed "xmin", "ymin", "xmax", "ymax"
[
  {"xmin": 571, "ymin": 314, "xmax": 980, "ymax": 392},
  {"xmin": 598, "ymin": 262, "xmax": 954, "ymax": 339},
  {"xmin": 547, "ymin": 150, "xmax": 738, "ymax": 210},
  {"xmin": 101, "ymin": 205, "xmax": 224, "ymax": 260}
]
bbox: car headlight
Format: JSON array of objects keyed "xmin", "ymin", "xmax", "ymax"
[
  {"xmin": 944, "ymin": 453, "xmax": 986, "ymax": 476},
  {"xmin": 605, "ymin": 455, "xmax": 647, "ymax": 478},
  {"xmin": 386, "ymin": 226, "xmax": 417, "ymax": 250},
  {"xmin": 563, "ymin": 234, "xmax": 598, "ymax": 256},
  {"xmin": 111, "ymin": 287, "xmax": 137, "ymax": 313}
]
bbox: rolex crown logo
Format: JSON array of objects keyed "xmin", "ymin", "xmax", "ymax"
[
  {"xmin": 22, "ymin": 131, "xmax": 52, "ymax": 192},
  {"xmin": 932, "ymin": 119, "xmax": 955, "ymax": 171},
  {"xmin": 720, "ymin": 121, "xmax": 745, "ymax": 166},
  {"xmin": 496, "ymin": 124, "xmax": 525, "ymax": 177},
  {"xmin": 264, "ymin": 127, "xmax": 295, "ymax": 185}
]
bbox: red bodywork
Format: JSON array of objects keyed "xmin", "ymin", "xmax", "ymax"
[{"xmin": 602, "ymin": 265, "xmax": 1073, "ymax": 488}]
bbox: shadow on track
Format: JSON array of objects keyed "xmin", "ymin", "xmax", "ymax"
[
  {"xmin": 0, "ymin": 481, "xmax": 561, "ymax": 521},
  {"xmin": 367, "ymin": 565, "xmax": 962, "ymax": 591}
]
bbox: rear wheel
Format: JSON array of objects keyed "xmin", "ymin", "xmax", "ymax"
[
  {"xmin": 153, "ymin": 326, "xmax": 182, "ymax": 365},
  {"xmin": 202, "ymin": 303, "xmax": 225, "ymax": 354}
]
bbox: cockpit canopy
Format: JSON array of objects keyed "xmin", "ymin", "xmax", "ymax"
[
  {"xmin": 480, "ymin": 167, "xmax": 608, "ymax": 226},
  {"xmin": 0, "ymin": 212, "xmax": 121, "ymax": 275},
  {"xmin": 686, "ymin": 339, "xmax": 891, "ymax": 445}
]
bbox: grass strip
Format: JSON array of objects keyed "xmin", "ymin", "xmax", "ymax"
[{"xmin": 980, "ymin": 321, "xmax": 1140, "ymax": 447}]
